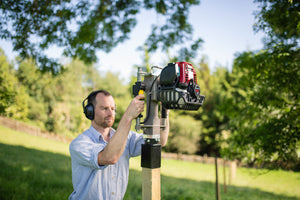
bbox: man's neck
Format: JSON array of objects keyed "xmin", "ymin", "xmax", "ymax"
[
  {"xmin": 102, "ymin": 131, "xmax": 110, "ymax": 142},
  {"xmin": 92, "ymin": 122, "xmax": 111, "ymax": 142}
]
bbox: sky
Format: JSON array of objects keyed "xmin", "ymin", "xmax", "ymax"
[{"xmin": 0, "ymin": 0, "xmax": 266, "ymax": 83}]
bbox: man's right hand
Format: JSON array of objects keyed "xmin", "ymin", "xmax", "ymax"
[{"xmin": 125, "ymin": 94, "xmax": 145, "ymax": 120}]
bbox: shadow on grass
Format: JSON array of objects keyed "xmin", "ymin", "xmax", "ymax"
[
  {"xmin": 0, "ymin": 143, "xmax": 299, "ymax": 200},
  {"xmin": 0, "ymin": 143, "xmax": 73, "ymax": 200}
]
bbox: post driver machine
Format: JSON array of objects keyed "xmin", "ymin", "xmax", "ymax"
[{"xmin": 132, "ymin": 62, "xmax": 205, "ymax": 200}]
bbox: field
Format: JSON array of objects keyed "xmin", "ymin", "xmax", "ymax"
[{"xmin": 0, "ymin": 125, "xmax": 299, "ymax": 200}]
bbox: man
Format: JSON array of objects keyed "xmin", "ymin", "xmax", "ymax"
[{"xmin": 69, "ymin": 90, "xmax": 169, "ymax": 200}]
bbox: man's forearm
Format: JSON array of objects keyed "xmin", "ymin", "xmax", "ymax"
[
  {"xmin": 97, "ymin": 94, "xmax": 144, "ymax": 166},
  {"xmin": 97, "ymin": 115, "xmax": 132, "ymax": 165}
]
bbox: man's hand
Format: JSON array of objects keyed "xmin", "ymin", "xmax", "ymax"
[{"xmin": 125, "ymin": 94, "xmax": 145, "ymax": 120}]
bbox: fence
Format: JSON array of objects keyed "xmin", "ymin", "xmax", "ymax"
[{"xmin": 0, "ymin": 116, "xmax": 72, "ymax": 143}]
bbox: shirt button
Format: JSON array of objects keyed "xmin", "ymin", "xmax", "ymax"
[
  {"xmin": 112, "ymin": 192, "xmax": 115, "ymax": 195},
  {"xmin": 112, "ymin": 176, "xmax": 115, "ymax": 180}
]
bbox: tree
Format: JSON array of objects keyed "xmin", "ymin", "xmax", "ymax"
[
  {"xmin": 50, "ymin": 60, "xmax": 89, "ymax": 135},
  {"xmin": 166, "ymin": 114, "xmax": 202, "ymax": 154},
  {"xmin": 0, "ymin": 0, "xmax": 201, "ymax": 73},
  {"xmin": 0, "ymin": 48, "xmax": 28, "ymax": 120},
  {"xmin": 193, "ymin": 57, "xmax": 231, "ymax": 157},
  {"xmin": 224, "ymin": 48, "xmax": 299, "ymax": 165},
  {"xmin": 0, "ymin": 48, "xmax": 16, "ymax": 114},
  {"xmin": 222, "ymin": 0, "xmax": 300, "ymax": 167},
  {"xmin": 254, "ymin": 0, "xmax": 300, "ymax": 45},
  {"xmin": 16, "ymin": 58, "xmax": 50, "ymax": 124}
]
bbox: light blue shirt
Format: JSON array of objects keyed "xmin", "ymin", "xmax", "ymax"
[{"xmin": 69, "ymin": 126, "xmax": 144, "ymax": 200}]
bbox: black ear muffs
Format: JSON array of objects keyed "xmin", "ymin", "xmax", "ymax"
[
  {"xmin": 82, "ymin": 97, "xmax": 95, "ymax": 120},
  {"xmin": 82, "ymin": 90, "xmax": 101, "ymax": 120}
]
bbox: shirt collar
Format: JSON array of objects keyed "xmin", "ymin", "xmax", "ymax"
[{"xmin": 89, "ymin": 125, "xmax": 116, "ymax": 142}]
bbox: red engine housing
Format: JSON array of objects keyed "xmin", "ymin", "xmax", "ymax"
[
  {"xmin": 177, "ymin": 61, "xmax": 198, "ymax": 88},
  {"xmin": 158, "ymin": 62, "xmax": 205, "ymax": 110}
]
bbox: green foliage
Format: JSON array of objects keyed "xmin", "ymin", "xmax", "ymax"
[
  {"xmin": 166, "ymin": 114, "xmax": 202, "ymax": 154},
  {"xmin": 5, "ymin": 86, "xmax": 29, "ymax": 120},
  {"xmin": 220, "ymin": 0, "xmax": 300, "ymax": 165},
  {"xmin": 0, "ymin": 0, "xmax": 201, "ymax": 72},
  {"xmin": 223, "ymin": 46, "xmax": 300, "ymax": 164},
  {"xmin": 0, "ymin": 49, "xmax": 29, "ymax": 120},
  {"xmin": 254, "ymin": 0, "xmax": 300, "ymax": 44},
  {"xmin": 192, "ymin": 57, "xmax": 231, "ymax": 157},
  {"xmin": 0, "ymin": 49, "xmax": 16, "ymax": 113}
]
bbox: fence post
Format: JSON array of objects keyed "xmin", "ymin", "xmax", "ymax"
[
  {"xmin": 229, "ymin": 161, "xmax": 236, "ymax": 185},
  {"xmin": 215, "ymin": 156, "xmax": 220, "ymax": 200},
  {"xmin": 223, "ymin": 160, "xmax": 227, "ymax": 193}
]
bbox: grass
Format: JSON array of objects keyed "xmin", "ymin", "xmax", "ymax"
[
  {"xmin": 1, "ymin": 125, "xmax": 300, "ymax": 200},
  {"xmin": 128, "ymin": 158, "xmax": 300, "ymax": 200}
]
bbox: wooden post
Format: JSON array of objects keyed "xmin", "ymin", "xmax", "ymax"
[
  {"xmin": 142, "ymin": 168, "xmax": 161, "ymax": 200},
  {"xmin": 229, "ymin": 161, "xmax": 236, "ymax": 185},
  {"xmin": 223, "ymin": 160, "xmax": 227, "ymax": 194},
  {"xmin": 215, "ymin": 156, "xmax": 220, "ymax": 200},
  {"xmin": 141, "ymin": 142, "xmax": 161, "ymax": 200}
]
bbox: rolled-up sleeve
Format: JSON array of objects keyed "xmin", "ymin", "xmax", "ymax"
[
  {"xmin": 128, "ymin": 131, "xmax": 144, "ymax": 157},
  {"xmin": 70, "ymin": 134, "xmax": 107, "ymax": 170}
]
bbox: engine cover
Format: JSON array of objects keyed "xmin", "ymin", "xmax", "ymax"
[{"xmin": 158, "ymin": 62, "xmax": 205, "ymax": 110}]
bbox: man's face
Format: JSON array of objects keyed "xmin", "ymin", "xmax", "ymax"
[{"xmin": 93, "ymin": 93, "xmax": 116, "ymax": 128}]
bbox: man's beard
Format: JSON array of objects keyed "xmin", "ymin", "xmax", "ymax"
[{"xmin": 100, "ymin": 117, "xmax": 114, "ymax": 128}]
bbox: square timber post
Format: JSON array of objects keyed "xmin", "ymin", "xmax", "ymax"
[{"xmin": 141, "ymin": 142, "xmax": 161, "ymax": 200}]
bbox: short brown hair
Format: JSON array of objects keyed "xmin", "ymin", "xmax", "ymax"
[{"xmin": 87, "ymin": 90, "xmax": 112, "ymax": 106}]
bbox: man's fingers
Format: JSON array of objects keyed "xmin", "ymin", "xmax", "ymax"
[
  {"xmin": 125, "ymin": 95, "xmax": 145, "ymax": 119},
  {"xmin": 135, "ymin": 94, "xmax": 145, "ymax": 100}
]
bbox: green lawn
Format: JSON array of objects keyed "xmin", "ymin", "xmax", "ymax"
[{"xmin": 1, "ymin": 125, "xmax": 299, "ymax": 200}]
